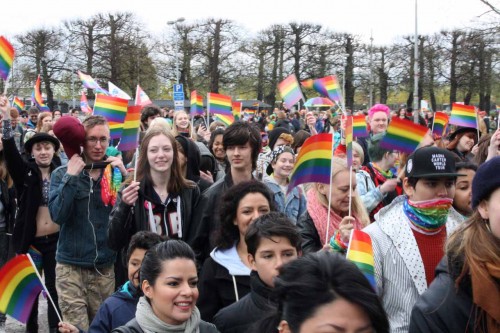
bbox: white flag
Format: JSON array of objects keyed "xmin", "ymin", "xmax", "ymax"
[
  {"xmin": 135, "ymin": 85, "xmax": 152, "ymax": 106},
  {"xmin": 108, "ymin": 82, "xmax": 132, "ymax": 100}
]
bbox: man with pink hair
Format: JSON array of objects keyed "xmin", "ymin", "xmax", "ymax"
[{"xmin": 358, "ymin": 104, "xmax": 391, "ymax": 166}]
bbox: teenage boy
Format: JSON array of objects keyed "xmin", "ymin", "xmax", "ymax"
[
  {"xmin": 58, "ymin": 231, "xmax": 164, "ymax": 333},
  {"xmin": 364, "ymin": 146, "xmax": 464, "ymax": 333},
  {"xmin": 213, "ymin": 212, "xmax": 301, "ymax": 333}
]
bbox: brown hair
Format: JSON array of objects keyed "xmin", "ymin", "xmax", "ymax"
[
  {"xmin": 9, "ymin": 108, "xmax": 19, "ymax": 118},
  {"xmin": 35, "ymin": 112, "xmax": 52, "ymax": 132},
  {"xmin": 447, "ymin": 131, "xmax": 477, "ymax": 152},
  {"xmin": 82, "ymin": 115, "xmax": 108, "ymax": 130},
  {"xmin": 472, "ymin": 133, "xmax": 492, "ymax": 166},
  {"xmin": 128, "ymin": 127, "xmax": 194, "ymax": 193}
]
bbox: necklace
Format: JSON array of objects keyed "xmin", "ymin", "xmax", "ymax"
[{"xmin": 153, "ymin": 186, "xmax": 168, "ymax": 199}]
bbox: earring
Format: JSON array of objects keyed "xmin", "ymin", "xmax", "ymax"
[{"xmin": 484, "ymin": 219, "xmax": 492, "ymax": 233}]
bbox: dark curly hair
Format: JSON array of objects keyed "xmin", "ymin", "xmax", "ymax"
[{"xmin": 215, "ymin": 180, "xmax": 276, "ymax": 250}]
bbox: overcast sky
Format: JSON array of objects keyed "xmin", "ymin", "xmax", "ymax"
[{"xmin": 2, "ymin": 0, "xmax": 497, "ymax": 45}]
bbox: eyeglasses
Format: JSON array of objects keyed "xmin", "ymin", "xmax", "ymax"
[{"xmin": 86, "ymin": 137, "xmax": 109, "ymax": 146}]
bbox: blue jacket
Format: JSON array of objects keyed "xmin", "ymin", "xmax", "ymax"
[
  {"xmin": 89, "ymin": 281, "xmax": 138, "ymax": 333},
  {"xmin": 356, "ymin": 170, "xmax": 385, "ymax": 214},
  {"xmin": 49, "ymin": 165, "xmax": 116, "ymax": 267},
  {"xmin": 263, "ymin": 175, "xmax": 306, "ymax": 224}
]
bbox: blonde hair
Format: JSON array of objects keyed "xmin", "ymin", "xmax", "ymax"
[
  {"xmin": 148, "ymin": 117, "xmax": 172, "ymax": 131},
  {"xmin": 315, "ymin": 157, "xmax": 370, "ymax": 227},
  {"xmin": 171, "ymin": 110, "xmax": 196, "ymax": 140}
]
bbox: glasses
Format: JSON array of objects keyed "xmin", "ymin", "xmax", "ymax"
[{"xmin": 86, "ymin": 137, "xmax": 109, "ymax": 146}]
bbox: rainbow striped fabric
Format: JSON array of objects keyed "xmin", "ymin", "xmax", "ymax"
[
  {"xmin": 0, "ymin": 255, "xmax": 43, "ymax": 323},
  {"xmin": 215, "ymin": 114, "xmax": 235, "ymax": 126},
  {"xmin": 232, "ymin": 101, "xmax": 242, "ymax": 120},
  {"xmin": 380, "ymin": 117, "xmax": 429, "ymax": 154},
  {"xmin": 278, "ymin": 74, "xmax": 304, "ymax": 109},
  {"xmin": 449, "ymin": 103, "xmax": 477, "ymax": 128},
  {"xmin": 313, "ymin": 75, "xmax": 343, "ymax": 103},
  {"xmin": 77, "ymin": 71, "xmax": 108, "ymax": 95},
  {"xmin": 0, "ymin": 36, "xmax": 14, "ymax": 81},
  {"xmin": 33, "ymin": 75, "xmax": 50, "ymax": 111},
  {"xmin": 353, "ymin": 115, "xmax": 368, "ymax": 137},
  {"xmin": 346, "ymin": 116, "xmax": 353, "ymax": 167},
  {"xmin": 93, "ymin": 95, "xmax": 129, "ymax": 139},
  {"xmin": 80, "ymin": 92, "xmax": 92, "ymax": 114},
  {"xmin": 117, "ymin": 105, "xmax": 142, "ymax": 151},
  {"xmin": 432, "ymin": 112, "xmax": 449, "ymax": 138},
  {"xmin": 346, "ymin": 230, "xmax": 377, "ymax": 292},
  {"xmin": 12, "ymin": 97, "xmax": 25, "ymax": 112},
  {"xmin": 288, "ymin": 133, "xmax": 333, "ymax": 192},
  {"xmin": 208, "ymin": 93, "xmax": 232, "ymax": 116},
  {"xmin": 190, "ymin": 90, "xmax": 204, "ymax": 116},
  {"xmin": 300, "ymin": 79, "xmax": 314, "ymax": 89}
]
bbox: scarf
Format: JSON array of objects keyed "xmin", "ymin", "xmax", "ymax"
[
  {"xmin": 136, "ymin": 296, "xmax": 201, "ymax": 333},
  {"xmin": 306, "ymin": 189, "xmax": 364, "ymax": 245},
  {"xmin": 403, "ymin": 197, "xmax": 453, "ymax": 235},
  {"xmin": 370, "ymin": 162, "xmax": 393, "ymax": 179},
  {"xmin": 101, "ymin": 164, "xmax": 121, "ymax": 206},
  {"xmin": 471, "ymin": 263, "xmax": 500, "ymax": 332}
]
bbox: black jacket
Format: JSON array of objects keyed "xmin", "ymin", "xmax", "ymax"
[
  {"xmin": 409, "ymin": 256, "xmax": 488, "ymax": 333},
  {"xmin": 357, "ymin": 135, "xmax": 371, "ymax": 166},
  {"xmin": 213, "ymin": 271, "xmax": 275, "ymax": 333},
  {"xmin": 108, "ymin": 179, "xmax": 201, "ymax": 253},
  {"xmin": 296, "ymin": 210, "xmax": 322, "ymax": 254},
  {"xmin": 3, "ymin": 136, "xmax": 57, "ymax": 253},
  {"xmin": 197, "ymin": 256, "xmax": 251, "ymax": 323},
  {"xmin": 112, "ymin": 318, "xmax": 219, "ymax": 333}
]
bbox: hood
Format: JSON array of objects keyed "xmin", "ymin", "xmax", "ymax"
[
  {"xmin": 114, "ymin": 280, "xmax": 139, "ymax": 300},
  {"xmin": 210, "ymin": 246, "xmax": 251, "ymax": 276},
  {"xmin": 196, "ymin": 141, "xmax": 217, "ymax": 174}
]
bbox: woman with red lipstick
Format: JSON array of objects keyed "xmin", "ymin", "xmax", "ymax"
[{"xmin": 112, "ymin": 240, "xmax": 219, "ymax": 333}]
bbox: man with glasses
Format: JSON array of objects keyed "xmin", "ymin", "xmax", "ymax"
[
  {"xmin": 26, "ymin": 106, "xmax": 39, "ymax": 129},
  {"xmin": 49, "ymin": 115, "xmax": 127, "ymax": 331}
]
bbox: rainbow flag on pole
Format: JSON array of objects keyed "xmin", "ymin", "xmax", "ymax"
[
  {"xmin": 380, "ymin": 117, "xmax": 428, "ymax": 154},
  {"xmin": 313, "ymin": 75, "xmax": 343, "ymax": 103},
  {"xmin": 232, "ymin": 101, "xmax": 242, "ymax": 120},
  {"xmin": 300, "ymin": 79, "xmax": 314, "ymax": 89},
  {"xmin": 353, "ymin": 115, "xmax": 368, "ymax": 138},
  {"xmin": 278, "ymin": 74, "xmax": 304, "ymax": 109},
  {"xmin": 190, "ymin": 91, "xmax": 204, "ymax": 116},
  {"xmin": 208, "ymin": 93, "xmax": 233, "ymax": 126},
  {"xmin": 33, "ymin": 75, "xmax": 50, "ymax": 111},
  {"xmin": 432, "ymin": 112, "xmax": 449, "ymax": 138},
  {"xmin": 346, "ymin": 116, "xmax": 353, "ymax": 167},
  {"xmin": 0, "ymin": 255, "xmax": 44, "ymax": 323},
  {"xmin": 449, "ymin": 103, "xmax": 477, "ymax": 128},
  {"xmin": 77, "ymin": 71, "xmax": 108, "ymax": 95},
  {"xmin": 288, "ymin": 133, "xmax": 333, "ymax": 192},
  {"xmin": 117, "ymin": 105, "xmax": 141, "ymax": 151},
  {"xmin": 12, "ymin": 97, "xmax": 24, "ymax": 112},
  {"xmin": 0, "ymin": 36, "xmax": 14, "ymax": 81},
  {"xmin": 346, "ymin": 230, "xmax": 377, "ymax": 292},
  {"xmin": 93, "ymin": 95, "xmax": 129, "ymax": 139}
]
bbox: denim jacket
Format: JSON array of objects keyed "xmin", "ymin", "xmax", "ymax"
[
  {"xmin": 263, "ymin": 175, "xmax": 306, "ymax": 224},
  {"xmin": 49, "ymin": 165, "xmax": 116, "ymax": 267},
  {"xmin": 356, "ymin": 170, "xmax": 385, "ymax": 213}
]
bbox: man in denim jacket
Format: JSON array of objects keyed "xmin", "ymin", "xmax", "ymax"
[{"xmin": 49, "ymin": 116, "xmax": 127, "ymax": 331}]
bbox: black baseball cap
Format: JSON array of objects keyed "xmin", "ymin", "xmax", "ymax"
[{"xmin": 405, "ymin": 146, "xmax": 465, "ymax": 179}]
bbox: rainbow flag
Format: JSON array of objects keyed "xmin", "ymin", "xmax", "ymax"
[
  {"xmin": 117, "ymin": 105, "xmax": 141, "ymax": 151},
  {"xmin": 93, "ymin": 95, "xmax": 129, "ymax": 139},
  {"xmin": 77, "ymin": 71, "xmax": 108, "ymax": 95},
  {"xmin": 353, "ymin": 115, "xmax": 368, "ymax": 137},
  {"xmin": 346, "ymin": 230, "xmax": 377, "ymax": 292},
  {"xmin": 380, "ymin": 117, "xmax": 428, "ymax": 154},
  {"xmin": 208, "ymin": 93, "xmax": 232, "ymax": 117},
  {"xmin": 288, "ymin": 133, "xmax": 333, "ymax": 192},
  {"xmin": 12, "ymin": 97, "xmax": 25, "ymax": 112},
  {"xmin": 215, "ymin": 114, "xmax": 235, "ymax": 126},
  {"xmin": 346, "ymin": 116, "xmax": 353, "ymax": 167},
  {"xmin": 313, "ymin": 75, "xmax": 343, "ymax": 103},
  {"xmin": 0, "ymin": 254, "xmax": 44, "ymax": 324},
  {"xmin": 278, "ymin": 74, "xmax": 304, "ymax": 109},
  {"xmin": 33, "ymin": 75, "xmax": 50, "ymax": 111},
  {"xmin": 432, "ymin": 112, "xmax": 449, "ymax": 138},
  {"xmin": 300, "ymin": 79, "xmax": 314, "ymax": 89},
  {"xmin": 80, "ymin": 91, "xmax": 92, "ymax": 114},
  {"xmin": 232, "ymin": 101, "xmax": 242, "ymax": 120},
  {"xmin": 449, "ymin": 103, "xmax": 477, "ymax": 128},
  {"xmin": 190, "ymin": 90, "xmax": 204, "ymax": 116},
  {"xmin": 0, "ymin": 36, "xmax": 14, "ymax": 81}
]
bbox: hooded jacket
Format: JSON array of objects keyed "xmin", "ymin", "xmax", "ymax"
[{"xmin": 197, "ymin": 245, "xmax": 251, "ymax": 322}]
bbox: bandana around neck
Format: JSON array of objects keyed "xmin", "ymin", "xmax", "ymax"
[{"xmin": 403, "ymin": 197, "xmax": 453, "ymax": 235}]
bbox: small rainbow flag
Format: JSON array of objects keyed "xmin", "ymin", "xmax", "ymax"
[
  {"xmin": 80, "ymin": 91, "xmax": 92, "ymax": 114},
  {"xmin": 313, "ymin": 75, "xmax": 343, "ymax": 103},
  {"xmin": 12, "ymin": 97, "xmax": 25, "ymax": 112},
  {"xmin": 432, "ymin": 112, "xmax": 449, "ymax": 138},
  {"xmin": 0, "ymin": 36, "xmax": 14, "ymax": 81},
  {"xmin": 353, "ymin": 115, "xmax": 368, "ymax": 137},
  {"xmin": 77, "ymin": 71, "xmax": 108, "ymax": 95},
  {"xmin": 449, "ymin": 103, "xmax": 477, "ymax": 129},
  {"xmin": 33, "ymin": 75, "xmax": 50, "ymax": 111},
  {"xmin": 0, "ymin": 254, "xmax": 44, "ymax": 324},
  {"xmin": 190, "ymin": 90, "xmax": 204, "ymax": 116},
  {"xmin": 346, "ymin": 230, "xmax": 377, "ymax": 292},
  {"xmin": 278, "ymin": 74, "xmax": 304, "ymax": 109},
  {"xmin": 232, "ymin": 101, "xmax": 242, "ymax": 120},
  {"xmin": 208, "ymin": 92, "xmax": 232, "ymax": 117},
  {"xmin": 346, "ymin": 116, "xmax": 353, "ymax": 167},
  {"xmin": 380, "ymin": 117, "xmax": 428, "ymax": 154},
  {"xmin": 215, "ymin": 114, "xmax": 235, "ymax": 126},
  {"xmin": 288, "ymin": 133, "xmax": 333, "ymax": 192},
  {"xmin": 93, "ymin": 95, "xmax": 129, "ymax": 139},
  {"xmin": 300, "ymin": 79, "xmax": 314, "ymax": 89},
  {"xmin": 117, "ymin": 105, "xmax": 141, "ymax": 151}
]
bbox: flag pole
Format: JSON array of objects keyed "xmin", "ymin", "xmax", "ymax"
[
  {"xmin": 27, "ymin": 254, "xmax": 63, "ymax": 323},
  {"xmin": 133, "ymin": 147, "xmax": 139, "ymax": 182},
  {"xmin": 475, "ymin": 108, "xmax": 480, "ymax": 142},
  {"xmin": 206, "ymin": 93, "xmax": 210, "ymax": 129},
  {"xmin": 325, "ymin": 133, "xmax": 334, "ymax": 246},
  {"xmin": 348, "ymin": 165, "xmax": 353, "ymax": 217}
]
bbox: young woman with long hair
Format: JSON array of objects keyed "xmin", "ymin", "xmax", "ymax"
[{"xmin": 171, "ymin": 110, "xmax": 197, "ymax": 140}]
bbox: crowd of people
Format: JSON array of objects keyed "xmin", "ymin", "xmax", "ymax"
[{"xmin": 0, "ymin": 95, "xmax": 499, "ymax": 333}]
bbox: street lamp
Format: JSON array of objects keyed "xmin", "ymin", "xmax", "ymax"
[{"xmin": 167, "ymin": 17, "xmax": 185, "ymax": 84}]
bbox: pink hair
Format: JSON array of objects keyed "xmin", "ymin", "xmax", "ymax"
[{"xmin": 368, "ymin": 104, "xmax": 390, "ymax": 118}]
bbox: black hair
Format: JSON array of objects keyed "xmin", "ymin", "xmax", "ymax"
[
  {"xmin": 223, "ymin": 121, "xmax": 262, "ymax": 170},
  {"xmin": 251, "ymin": 252, "xmax": 389, "ymax": 333},
  {"xmin": 455, "ymin": 161, "xmax": 478, "ymax": 173},
  {"xmin": 245, "ymin": 212, "xmax": 301, "ymax": 257},
  {"xmin": 126, "ymin": 231, "xmax": 165, "ymax": 263},
  {"xmin": 140, "ymin": 240, "xmax": 196, "ymax": 291},
  {"xmin": 215, "ymin": 180, "xmax": 276, "ymax": 250},
  {"xmin": 367, "ymin": 132, "xmax": 392, "ymax": 162},
  {"xmin": 406, "ymin": 176, "xmax": 457, "ymax": 190},
  {"xmin": 140, "ymin": 105, "xmax": 162, "ymax": 124},
  {"xmin": 208, "ymin": 128, "xmax": 225, "ymax": 156}
]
